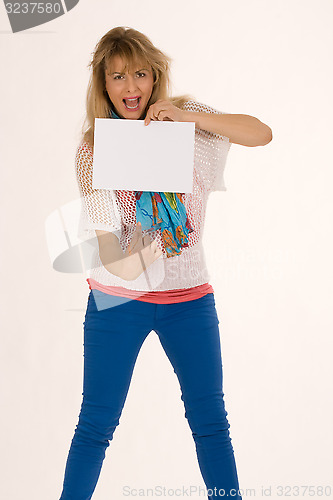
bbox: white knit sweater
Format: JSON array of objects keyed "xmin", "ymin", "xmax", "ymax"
[{"xmin": 76, "ymin": 100, "xmax": 232, "ymax": 291}]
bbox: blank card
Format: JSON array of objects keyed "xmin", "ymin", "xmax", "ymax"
[{"xmin": 92, "ymin": 118, "xmax": 195, "ymax": 193}]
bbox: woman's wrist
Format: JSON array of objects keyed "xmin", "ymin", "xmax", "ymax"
[{"xmin": 181, "ymin": 110, "xmax": 197, "ymax": 125}]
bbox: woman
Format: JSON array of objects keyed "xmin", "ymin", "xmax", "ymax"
[{"xmin": 59, "ymin": 26, "xmax": 272, "ymax": 500}]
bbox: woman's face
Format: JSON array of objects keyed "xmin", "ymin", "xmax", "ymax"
[{"xmin": 105, "ymin": 55, "xmax": 155, "ymax": 120}]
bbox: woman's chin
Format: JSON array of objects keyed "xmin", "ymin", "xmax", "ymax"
[{"xmin": 113, "ymin": 101, "xmax": 147, "ymax": 120}]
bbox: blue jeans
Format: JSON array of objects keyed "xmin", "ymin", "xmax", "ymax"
[{"xmin": 59, "ymin": 290, "xmax": 242, "ymax": 500}]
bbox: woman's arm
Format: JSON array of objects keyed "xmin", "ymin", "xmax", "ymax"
[
  {"xmin": 181, "ymin": 111, "xmax": 273, "ymax": 147},
  {"xmin": 95, "ymin": 230, "xmax": 127, "ymax": 279},
  {"xmin": 95, "ymin": 227, "xmax": 162, "ymax": 281},
  {"xmin": 144, "ymin": 99, "xmax": 272, "ymax": 147}
]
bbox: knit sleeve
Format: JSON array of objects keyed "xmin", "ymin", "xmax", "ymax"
[
  {"xmin": 75, "ymin": 140, "xmax": 122, "ymax": 241},
  {"xmin": 181, "ymin": 100, "xmax": 232, "ymax": 192}
]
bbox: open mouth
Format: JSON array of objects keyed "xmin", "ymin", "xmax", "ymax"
[{"xmin": 123, "ymin": 97, "xmax": 141, "ymax": 110}]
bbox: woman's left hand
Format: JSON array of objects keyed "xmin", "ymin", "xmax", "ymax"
[{"xmin": 144, "ymin": 99, "xmax": 185, "ymax": 125}]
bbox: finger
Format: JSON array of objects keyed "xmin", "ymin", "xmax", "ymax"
[
  {"xmin": 155, "ymin": 107, "xmax": 167, "ymax": 120},
  {"xmin": 144, "ymin": 106, "xmax": 155, "ymax": 125},
  {"xmin": 127, "ymin": 223, "xmax": 141, "ymax": 252},
  {"xmin": 144, "ymin": 109, "xmax": 156, "ymax": 125},
  {"xmin": 130, "ymin": 232, "xmax": 149, "ymax": 254},
  {"xmin": 157, "ymin": 110, "xmax": 173, "ymax": 121},
  {"xmin": 151, "ymin": 240, "xmax": 160, "ymax": 253},
  {"xmin": 145, "ymin": 114, "xmax": 157, "ymax": 125},
  {"xmin": 142, "ymin": 234, "xmax": 151, "ymax": 246},
  {"xmin": 155, "ymin": 249, "xmax": 163, "ymax": 258},
  {"xmin": 144, "ymin": 113, "xmax": 151, "ymax": 126},
  {"xmin": 154, "ymin": 245, "xmax": 163, "ymax": 258},
  {"xmin": 131, "ymin": 224, "xmax": 141, "ymax": 244},
  {"xmin": 136, "ymin": 222, "xmax": 142, "ymax": 235},
  {"xmin": 146, "ymin": 103, "xmax": 163, "ymax": 123}
]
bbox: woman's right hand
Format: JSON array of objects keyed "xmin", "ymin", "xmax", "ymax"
[{"xmin": 122, "ymin": 222, "xmax": 163, "ymax": 280}]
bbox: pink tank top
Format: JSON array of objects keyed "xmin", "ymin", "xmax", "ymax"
[{"xmin": 87, "ymin": 278, "xmax": 214, "ymax": 304}]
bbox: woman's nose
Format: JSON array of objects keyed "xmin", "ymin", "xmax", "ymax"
[{"xmin": 125, "ymin": 75, "xmax": 139, "ymax": 93}]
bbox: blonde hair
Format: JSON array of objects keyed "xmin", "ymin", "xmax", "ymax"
[{"xmin": 81, "ymin": 26, "xmax": 194, "ymax": 147}]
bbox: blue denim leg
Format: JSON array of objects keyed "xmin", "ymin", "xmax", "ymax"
[
  {"xmin": 59, "ymin": 290, "xmax": 155, "ymax": 500},
  {"xmin": 154, "ymin": 293, "xmax": 242, "ymax": 500}
]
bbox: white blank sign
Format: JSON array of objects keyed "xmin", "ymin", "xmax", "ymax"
[{"xmin": 92, "ymin": 118, "xmax": 195, "ymax": 193}]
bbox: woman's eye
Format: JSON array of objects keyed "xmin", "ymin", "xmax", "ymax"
[{"xmin": 112, "ymin": 73, "xmax": 145, "ymax": 80}]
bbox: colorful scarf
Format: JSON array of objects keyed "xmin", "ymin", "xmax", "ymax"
[{"xmin": 110, "ymin": 108, "xmax": 194, "ymax": 257}]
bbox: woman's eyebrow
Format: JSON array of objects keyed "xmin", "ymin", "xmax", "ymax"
[{"xmin": 110, "ymin": 68, "xmax": 149, "ymax": 75}]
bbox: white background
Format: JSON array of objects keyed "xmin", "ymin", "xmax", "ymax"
[{"xmin": 0, "ymin": 1, "xmax": 332, "ymax": 499}]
